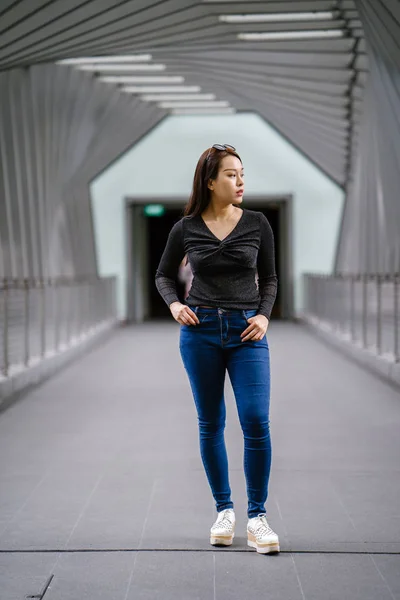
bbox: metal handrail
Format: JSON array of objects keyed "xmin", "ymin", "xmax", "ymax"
[
  {"xmin": 303, "ymin": 273, "xmax": 400, "ymax": 362},
  {"xmin": 0, "ymin": 276, "xmax": 117, "ymax": 378}
]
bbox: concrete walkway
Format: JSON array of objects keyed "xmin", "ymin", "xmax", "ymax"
[{"xmin": 0, "ymin": 322, "xmax": 399, "ymax": 599}]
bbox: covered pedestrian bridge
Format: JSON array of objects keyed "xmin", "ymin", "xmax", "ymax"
[{"xmin": 1, "ymin": 1, "xmax": 399, "ymax": 598}]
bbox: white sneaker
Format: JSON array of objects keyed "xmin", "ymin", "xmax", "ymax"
[
  {"xmin": 247, "ymin": 514, "xmax": 280, "ymax": 554},
  {"xmin": 210, "ymin": 508, "xmax": 236, "ymax": 546}
]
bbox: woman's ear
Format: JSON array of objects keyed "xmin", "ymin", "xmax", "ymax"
[{"xmin": 207, "ymin": 178, "xmax": 214, "ymax": 191}]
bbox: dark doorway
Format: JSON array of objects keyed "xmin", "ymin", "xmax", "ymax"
[
  {"xmin": 245, "ymin": 203, "xmax": 282, "ymax": 319},
  {"xmin": 143, "ymin": 202, "xmax": 286, "ymax": 320},
  {"xmin": 147, "ymin": 207, "xmax": 186, "ymax": 318}
]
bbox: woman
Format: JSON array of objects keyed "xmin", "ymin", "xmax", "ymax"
[{"xmin": 155, "ymin": 144, "xmax": 279, "ymax": 555}]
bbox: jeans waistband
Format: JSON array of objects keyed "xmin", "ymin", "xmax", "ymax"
[{"xmin": 188, "ymin": 305, "xmax": 257, "ymax": 315}]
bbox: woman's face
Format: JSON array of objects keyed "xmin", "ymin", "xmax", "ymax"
[{"xmin": 208, "ymin": 154, "xmax": 244, "ymax": 205}]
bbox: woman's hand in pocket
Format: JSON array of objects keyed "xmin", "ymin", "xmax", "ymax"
[
  {"xmin": 170, "ymin": 302, "xmax": 200, "ymax": 326},
  {"xmin": 241, "ymin": 314, "xmax": 269, "ymax": 342}
]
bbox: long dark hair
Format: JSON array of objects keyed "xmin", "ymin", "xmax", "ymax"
[{"xmin": 183, "ymin": 146, "xmax": 242, "ymax": 218}]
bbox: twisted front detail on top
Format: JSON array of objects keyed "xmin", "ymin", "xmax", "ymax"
[{"xmin": 155, "ymin": 208, "xmax": 278, "ymax": 320}]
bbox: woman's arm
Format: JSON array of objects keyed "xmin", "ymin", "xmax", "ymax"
[
  {"xmin": 155, "ymin": 220, "xmax": 186, "ymax": 307},
  {"xmin": 256, "ymin": 212, "xmax": 278, "ymax": 320}
]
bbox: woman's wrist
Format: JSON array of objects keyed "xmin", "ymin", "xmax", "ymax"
[
  {"xmin": 257, "ymin": 312, "xmax": 270, "ymax": 320},
  {"xmin": 169, "ymin": 301, "xmax": 183, "ymax": 312}
]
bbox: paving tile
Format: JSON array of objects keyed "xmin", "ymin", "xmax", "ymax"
[
  {"xmin": 272, "ymin": 471, "xmax": 356, "ymax": 520},
  {"xmin": 0, "ymin": 471, "xmax": 50, "ymax": 523},
  {"xmin": 0, "ymin": 470, "xmax": 108, "ymax": 550},
  {"xmin": 215, "ymin": 552, "xmax": 302, "ymax": 600},
  {"xmin": 293, "ymin": 553, "xmax": 397, "ymax": 600},
  {"xmin": 140, "ymin": 473, "xmax": 215, "ymax": 549},
  {"xmin": 0, "ymin": 552, "xmax": 59, "ymax": 600},
  {"xmin": 45, "ymin": 551, "xmax": 136, "ymax": 600},
  {"xmin": 372, "ymin": 555, "xmax": 400, "ymax": 599},
  {"xmin": 350, "ymin": 515, "xmax": 400, "ymax": 543},
  {"xmin": 125, "ymin": 551, "xmax": 214, "ymax": 600},
  {"xmin": 65, "ymin": 468, "xmax": 156, "ymax": 549},
  {"xmin": 329, "ymin": 473, "xmax": 400, "ymax": 518}
]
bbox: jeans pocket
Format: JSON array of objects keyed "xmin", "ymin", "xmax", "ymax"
[
  {"xmin": 182, "ymin": 305, "xmax": 200, "ymax": 326},
  {"xmin": 194, "ymin": 307, "xmax": 212, "ymax": 324},
  {"xmin": 198, "ymin": 313, "xmax": 210, "ymax": 324},
  {"xmin": 242, "ymin": 310, "xmax": 267, "ymax": 344},
  {"xmin": 243, "ymin": 309, "xmax": 258, "ymax": 322}
]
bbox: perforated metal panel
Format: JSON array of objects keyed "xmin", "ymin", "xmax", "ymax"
[
  {"xmin": 0, "ymin": 64, "xmax": 166, "ymax": 279},
  {"xmin": 335, "ymin": 0, "xmax": 400, "ymax": 275}
]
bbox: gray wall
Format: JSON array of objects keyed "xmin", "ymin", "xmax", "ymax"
[
  {"xmin": 336, "ymin": 0, "xmax": 400, "ymax": 274},
  {"xmin": 0, "ymin": 64, "xmax": 165, "ymax": 280}
]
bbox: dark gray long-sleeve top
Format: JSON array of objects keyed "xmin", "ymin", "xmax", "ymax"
[{"xmin": 155, "ymin": 208, "xmax": 278, "ymax": 320}]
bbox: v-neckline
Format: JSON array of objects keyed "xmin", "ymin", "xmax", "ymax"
[{"xmin": 200, "ymin": 208, "xmax": 245, "ymax": 243}]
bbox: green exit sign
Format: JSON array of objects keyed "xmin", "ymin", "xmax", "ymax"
[{"xmin": 144, "ymin": 204, "xmax": 165, "ymax": 217}]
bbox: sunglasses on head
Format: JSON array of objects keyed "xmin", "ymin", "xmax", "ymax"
[{"xmin": 205, "ymin": 143, "xmax": 236, "ymax": 161}]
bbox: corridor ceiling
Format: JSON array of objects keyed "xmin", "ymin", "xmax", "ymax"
[{"xmin": 0, "ymin": 0, "xmax": 367, "ymax": 187}]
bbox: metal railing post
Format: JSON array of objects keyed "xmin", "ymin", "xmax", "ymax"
[
  {"xmin": 2, "ymin": 279, "xmax": 9, "ymax": 378},
  {"xmin": 304, "ymin": 275, "xmax": 308, "ymax": 316},
  {"xmin": 395, "ymin": 275, "xmax": 399, "ymax": 362},
  {"xmin": 24, "ymin": 278, "xmax": 30, "ymax": 367},
  {"xmin": 40, "ymin": 278, "xmax": 46, "ymax": 358},
  {"xmin": 53, "ymin": 279, "xmax": 59, "ymax": 352},
  {"xmin": 65, "ymin": 279, "xmax": 71, "ymax": 346},
  {"xmin": 350, "ymin": 275, "xmax": 355, "ymax": 341},
  {"xmin": 76, "ymin": 281, "xmax": 82, "ymax": 339},
  {"xmin": 376, "ymin": 275, "xmax": 382, "ymax": 355},
  {"xmin": 311, "ymin": 276, "xmax": 316, "ymax": 320},
  {"xmin": 362, "ymin": 274, "xmax": 368, "ymax": 348}
]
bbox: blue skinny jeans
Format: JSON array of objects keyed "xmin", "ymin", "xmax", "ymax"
[{"xmin": 179, "ymin": 306, "xmax": 272, "ymax": 519}]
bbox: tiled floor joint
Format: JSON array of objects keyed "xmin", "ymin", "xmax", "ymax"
[{"xmin": 1, "ymin": 548, "xmax": 399, "ymax": 555}]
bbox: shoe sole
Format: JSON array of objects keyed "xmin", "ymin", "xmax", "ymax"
[
  {"xmin": 247, "ymin": 533, "xmax": 280, "ymax": 554},
  {"xmin": 210, "ymin": 533, "xmax": 234, "ymax": 546}
]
